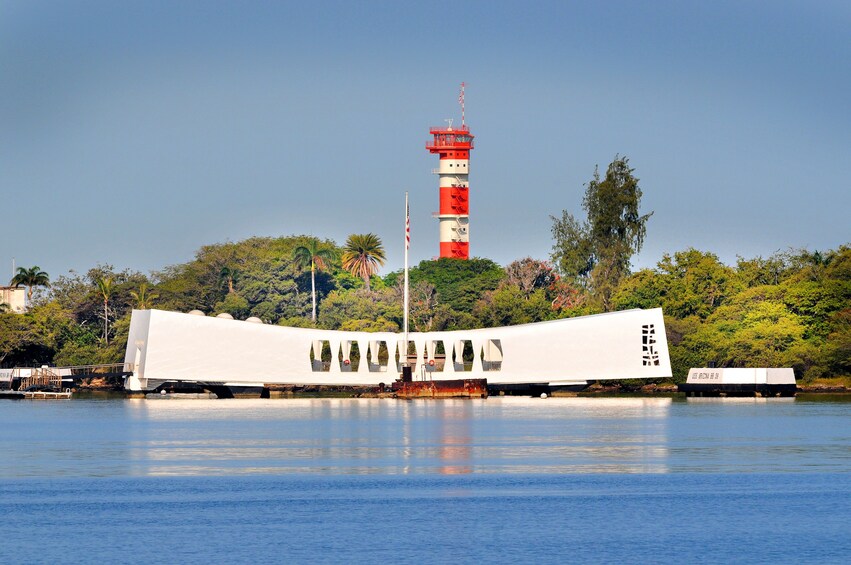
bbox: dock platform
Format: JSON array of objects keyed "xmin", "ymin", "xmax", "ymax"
[{"xmin": 0, "ymin": 389, "xmax": 73, "ymax": 399}]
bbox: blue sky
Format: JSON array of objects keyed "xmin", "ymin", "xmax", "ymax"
[{"xmin": 2, "ymin": 0, "xmax": 849, "ymax": 281}]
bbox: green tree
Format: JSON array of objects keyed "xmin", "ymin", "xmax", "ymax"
[
  {"xmin": 549, "ymin": 214, "xmax": 594, "ymax": 288},
  {"xmin": 0, "ymin": 302, "xmax": 72, "ymax": 366},
  {"xmin": 387, "ymin": 257, "xmax": 505, "ymax": 314},
  {"xmin": 129, "ymin": 283, "xmax": 159, "ymax": 310},
  {"xmin": 157, "ymin": 241, "xmax": 244, "ymax": 312},
  {"xmin": 736, "ymin": 253, "xmax": 789, "ymax": 287},
  {"xmin": 10, "ymin": 265, "xmax": 50, "ymax": 304},
  {"xmin": 154, "ymin": 236, "xmax": 335, "ymax": 315},
  {"xmin": 292, "ymin": 238, "xmax": 336, "ymax": 322},
  {"xmin": 612, "ymin": 249, "xmax": 740, "ymax": 319},
  {"xmin": 241, "ymin": 263, "xmax": 310, "ymax": 322},
  {"xmin": 663, "ymin": 315, "xmax": 706, "ymax": 381},
  {"xmin": 825, "ymin": 309, "xmax": 851, "ymax": 377},
  {"xmin": 52, "ymin": 266, "xmax": 147, "ymax": 330},
  {"xmin": 53, "ymin": 313, "xmax": 129, "ymax": 366},
  {"xmin": 717, "ymin": 301, "xmax": 808, "ymax": 368},
  {"xmin": 341, "ymin": 233, "xmax": 386, "ymax": 291},
  {"xmin": 0, "ymin": 313, "xmax": 43, "ymax": 365},
  {"xmin": 318, "ymin": 288, "xmax": 402, "ymax": 331},
  {"xmin": 473, "ymin": 285, "xmax": 553, "ymax": 328},
  {"xmin": 611, "ymin": 268, "xmax": 665, "ymax": 311},
  {"xmin": 214, "ymin": 292, "xmax": 251, "ymax": 319},
  {"xmin": 219, "ymin": 266, "xmax": 239, "ymax": 294},
  {"xmin": 404, "ymin": 281, "xmax": 456, "ymax": 332},
  {"xmin": 551, "ymin": 156, "xmax": 652, "ymax": 310},
  {"xmin": 277, "ymin": 316, "xmax": 317, "ymax": 328},
  {"xmin": 657, "ymin": 249, "xmax": 740, "ymax": 319}
]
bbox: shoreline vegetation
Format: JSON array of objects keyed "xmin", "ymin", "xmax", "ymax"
[
  {"xmin": 4, "ymin": 237, "xmax": 848, "ymax": 389},
  {"xmin": 2, "ymin": 157, "xmax": 848, "ymax": 389}
]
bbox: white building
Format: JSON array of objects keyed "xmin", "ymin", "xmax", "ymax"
[
  {"xmin": 0, "ymin": 286, "xmax": 27, "ymax": 313},
  {"xmin": 123, "ymin": 307, "xmax": 672, "ymax": 392},
  {"xmin": 679, "ymin": 367, "xmax": 797, "ymax": 397}
]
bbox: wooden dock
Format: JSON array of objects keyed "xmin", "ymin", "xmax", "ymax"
[
  {"xmin": 1, "ymin": 363, "xmax": 130, "ymax": 399},
  {"xmin": 0, "ymin": 389, "xmax": 72, "ymax": 399}
]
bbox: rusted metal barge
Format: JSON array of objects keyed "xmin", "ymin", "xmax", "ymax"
[{"xmin": 392, "ymin": 365, "xmax": 487, "ymax": 399}]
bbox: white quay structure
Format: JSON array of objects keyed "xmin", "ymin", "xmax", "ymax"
[{"xmin": 123, "ymin": 307, "xmax": 672, "ymax": 393}]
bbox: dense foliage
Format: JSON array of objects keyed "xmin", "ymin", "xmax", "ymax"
[
  {"xmin": 614, "ymin": 247, "xmax": 851, "ymax": 381},
  {"xmin": 2, "ymin": 157, "xmax": 848, "ymax": 385},
  {"xmin": 1, "ymin": 235, "xmax": 848, "ymax": 384}
]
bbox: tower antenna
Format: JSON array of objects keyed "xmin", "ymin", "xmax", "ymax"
[
  {"xmin": 426, "ymin": 85, "xmax": 474, "ymax": 260},
  {"xmin": 459, "ymin": 82, "xmax": 466, "ymax": 127}
]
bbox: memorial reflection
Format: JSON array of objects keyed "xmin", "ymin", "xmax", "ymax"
[
  {"xmin": 397, "ymin": 400, "xmax": 474, "ymax": 475},
  {"xmin": 125, "ymin": 397, "xmax": 672, "ymax": 476}
]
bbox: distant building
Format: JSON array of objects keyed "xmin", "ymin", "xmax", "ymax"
[{"xmin": 0, "ymin": 286, "xmax": 27, "ymax": 313}]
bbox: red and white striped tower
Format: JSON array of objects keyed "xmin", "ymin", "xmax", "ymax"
[{"xmin": 426, "ymin": 83, "xmax": 474, "ymax": 259}]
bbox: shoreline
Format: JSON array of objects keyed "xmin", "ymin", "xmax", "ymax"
[{"xmin": 68, "ymin": 380, "xmax": 851, "ymax": 399}]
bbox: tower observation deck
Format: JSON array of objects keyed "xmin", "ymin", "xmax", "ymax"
[{"xmin": 426, "ymin": 85, "xmax": 474, "ymax": 259}]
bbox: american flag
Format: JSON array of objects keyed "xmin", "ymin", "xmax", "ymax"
[{"xmin": 405, "ymin": 200, "xmax": 410, "ymax": 250}]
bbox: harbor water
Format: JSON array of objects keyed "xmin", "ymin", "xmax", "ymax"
[{"xmin": 1, "ymin": 395, "xmax": 849, "ymax": 563}]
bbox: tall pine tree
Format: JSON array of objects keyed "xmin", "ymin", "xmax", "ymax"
[{"xmin": 551, "ymin": 155, "xmax": 652, "ymax": 311}]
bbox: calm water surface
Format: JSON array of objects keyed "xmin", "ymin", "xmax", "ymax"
[{"xmin": 1, "ymin": 396, "xmax": 849, "ymax": 564}]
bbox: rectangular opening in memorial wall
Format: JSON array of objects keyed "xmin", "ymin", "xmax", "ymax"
[
  {"xmin": 453, "ymin": 340, "xmax": 474, "ymax": 371},
  {"xmin": 310, "ymin": 341, "xmax": 332, "ymax": 372},
  {"xmin": 481, "ymin": 339, "xmax": 503, "ymax": 372}
]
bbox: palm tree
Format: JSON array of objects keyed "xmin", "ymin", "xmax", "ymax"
[
  {"xmin": 219, "ymin": 266, "xmax": 239, "ymax": 294},
  {"xmin": 96, "ymin": 276, "xmax": 115, "ymax": 344},
  {"xmin": 292, "ymin": 238, "xmax": 336, "ymax": 322},
  {"xmin": 341, "ymin": 233, "xmax": 386, "ymax": 291},
  {"xmin": 130, "ymin": 283, "xmax": 159, "ymax": 310},
  {"xmin": 10, "ymin": 266, "xmax": 50, "ymax": 304}
]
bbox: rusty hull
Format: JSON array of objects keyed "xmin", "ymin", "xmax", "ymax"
[{"xmin": 393, "ymin": 378, "xmax": 488, "ymax": 399}]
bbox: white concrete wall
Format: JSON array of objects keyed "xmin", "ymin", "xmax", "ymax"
[
  {"xmin": 686, "ymin": 368, "xmax": 795, "ymax": 385},
  {"xmin": 0, "ymin": 287, "xmax": 27, "ymax": 313},
  {"xmin": 124, "ymin": 308, "xmax": 672, "ymax": 391}
]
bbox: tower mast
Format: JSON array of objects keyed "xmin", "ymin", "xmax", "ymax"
[
  {"xmin": 426, "ymin": 83, "xmax": 474, "ymax": 259},
  {"xmin": 459, "ymin": 82, "xmax": 466, "ymax": 127}
]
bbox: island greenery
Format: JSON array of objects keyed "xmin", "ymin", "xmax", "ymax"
[{"xmin": 2, "ymin": 156, "xmax": 848, "ymax": 385}]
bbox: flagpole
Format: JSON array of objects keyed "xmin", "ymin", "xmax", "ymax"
[{"xmin": 403, "ymin": 192, "xmax": 410, "ymax": 355}]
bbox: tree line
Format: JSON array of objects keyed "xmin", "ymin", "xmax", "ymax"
[{"xmin": 2, "ymin": 157, "xmax": 848, "ymax": 383}]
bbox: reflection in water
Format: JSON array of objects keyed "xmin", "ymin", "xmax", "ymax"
[
  {"xmin": 4, "ymin": 396, "xmax": 850, "ymax": 477},
  {"xmin": 685, "ymin": 397, "xmax": 796, "ymax": 404},
  {"xmin": 437, "ymin": 401, "xmax": 472, "ymax": 475},
  {"xmin": 2, "ymin": 396, "xmax": 849, "ymax": 565},
  {"xmin": 122, "ymin": 397, "xmax": 672, "ymax": 476}
]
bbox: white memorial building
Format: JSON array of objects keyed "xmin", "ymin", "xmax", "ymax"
[{"xmin": 123, "ymin": 307, "xmax": 672, "ymax": 393}]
